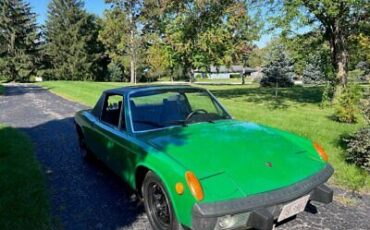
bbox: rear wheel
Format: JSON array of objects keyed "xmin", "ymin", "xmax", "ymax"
[
  {"xmin": 76, "ymin": 126, "xmax": 93, "ymax": 160},
  {"xmin": 142, "ymin": 171, "xmax": 183, "ymax": 230}
]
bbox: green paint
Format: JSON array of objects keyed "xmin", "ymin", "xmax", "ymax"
[{"xmin": 75, "ymin": 87, "xmax": 330, "ymax": 228}]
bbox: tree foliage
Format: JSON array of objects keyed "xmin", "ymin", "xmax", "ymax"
[
  {"xmin": 0, "ymin": 0, "xmax": 40, "ymax": 81},
  {"xmin": 145, "ymin": 36, "xmax": 171, "ymax": 79},
  {"xmin": 98, "ymin": 8, "xmax": 128, "ymax": 81},
  {"xmin": 256, "ymin": 0, "xmax": 370, "ymax": 86},
  {"xmin": 98, "ymin": 0, "xmax": 261, "ymax": 81},
  {"xmin": 43, "ymin": 0, "xmax": 105, "ymax": 81},
  {"xmin": 164, "ymin": 0, "xmax": 260, "ymax": 79},
  {"xmin": 104, "ymin": 0, "xmax": 142, "ymax": 83}
]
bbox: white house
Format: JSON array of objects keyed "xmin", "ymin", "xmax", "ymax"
[{"xmin": 193, "ymin": 65, "xmax": 257, "ymax": 79}]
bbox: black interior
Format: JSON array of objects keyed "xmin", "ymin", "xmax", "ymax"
[
  {"xmin": 101, "ymin": 99, "xmax": 123, "ymax": 127},
  {"xmin": 130, "ymin": 96, "xmax": 191, "ymax": 131}
]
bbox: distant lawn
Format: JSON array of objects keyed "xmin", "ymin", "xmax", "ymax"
[
  {"xmin": 39, "ymin": 81, "xmax": 128, "ymax": 105},
  {"xmin": 37, "ymin": 81, "xmax": 370, "ymax": 192},
  {"xmin": 0, "ymin": 125, "xmax": 51, "ymax": 229}
]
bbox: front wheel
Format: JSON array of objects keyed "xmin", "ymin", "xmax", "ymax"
[{"xmin": 142, "ymin": 171, "xmax": 183, "ymax": 230}]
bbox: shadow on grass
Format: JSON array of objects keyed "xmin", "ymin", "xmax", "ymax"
[{"xmin": 209, "ymin": 86, "xmax": 324, "ymax": 110}]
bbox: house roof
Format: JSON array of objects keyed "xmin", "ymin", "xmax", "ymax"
[{"xmin": 193, "ymin": 65, "xmax": 257, "ymax": 74}]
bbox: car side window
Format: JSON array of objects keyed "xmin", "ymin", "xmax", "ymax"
[{"xmin": 101, "ymin": 94, "xmax": 126, "ymax": 130}]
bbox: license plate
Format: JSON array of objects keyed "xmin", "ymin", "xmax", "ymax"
[{"xmin": 278, "ymin": 195, "xmax": 310, "ymax": 222}]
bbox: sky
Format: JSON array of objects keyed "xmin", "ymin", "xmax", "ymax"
[
  {"xmin": 29, "ymin": 0, "xmax": 110, "ymax": 24},
  {"xmin": 29, "ymin": 0, "xmax": 274, "ymax": 48}
]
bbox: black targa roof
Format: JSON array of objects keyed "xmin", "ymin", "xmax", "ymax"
[
  {"xmin": 91, "ymin": 84, "xmax": 209, "ymax": 118},
  {"xmin": 103, "ymin": 84, "xmax": 204, "ymax": 96}
]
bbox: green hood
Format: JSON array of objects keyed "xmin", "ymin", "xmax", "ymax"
[{"xmin": 139, "ymin": 119, "xmax": 326, "ymax": 202}]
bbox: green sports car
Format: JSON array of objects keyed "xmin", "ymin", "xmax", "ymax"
[{"xmin": 74, "ymin": 85, "xmax": 334, "ymax": 230}]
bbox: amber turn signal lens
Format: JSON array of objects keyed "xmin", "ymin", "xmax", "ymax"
[
  {"xmin": 185, "ymin": 171, "xmax": 204, "ymax": 201},
  {"xmin": 313, "ymin": 142, "xmax": 329, "ymax": 162},
  {"xmin": 175, "ymin": 182, "xmax": 184, "ymax": 195}
]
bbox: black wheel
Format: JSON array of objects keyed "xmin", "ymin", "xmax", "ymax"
[
  {"xmin": 76, "ymin": 126, "xmax": 93, "ymax": 160},
  {"xmin": 142, "ymin": 171, "xmax": 183, "ymax": 230}
]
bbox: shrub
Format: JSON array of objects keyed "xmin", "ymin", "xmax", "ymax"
[
  {"xmin": 334, "ymin": 85, "xmax": 362, "ymax": 123},
  {"xmin": 348, "ymin": 69, "xmax": 366, "ymax": 83},
  {"xmin": 343, "ymin": 127, "xmax": 370, "ymax": 173},
  {"xmin": 108, "ymin": 62, "xmax": 125, "ymax": 82},
  {"xmin": 356, "ymin": 61, "xmax": 370, "ymax": 75},
  {"xmin": 321, "ymin": 82, "xmax": 335, "ymax": 108},
  {"xmin": 230, "ymin": 73, "xmax": 241, "ymax": 78}
]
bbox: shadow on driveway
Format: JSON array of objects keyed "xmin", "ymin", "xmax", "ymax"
[{"xmin": 21, "ymin": 117, "xmax": 147, "ymax": 229}]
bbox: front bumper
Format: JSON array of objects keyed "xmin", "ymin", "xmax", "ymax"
[{"xmin": 192, "ymin": 164, "xmax": 334, "ymax": 230}]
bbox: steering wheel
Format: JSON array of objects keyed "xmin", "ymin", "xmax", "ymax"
[{"xmin": 185, "ymin": 109, "xmax": 208, "ymax": 121}]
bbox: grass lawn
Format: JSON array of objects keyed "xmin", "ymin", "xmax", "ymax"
[
  {"xmin": 0, "ymin": 125, "xmax": 51, "ymax": 229},
  {"xmin": 38, "ymin": 81, "xmax": 370, "ymax": 192}
]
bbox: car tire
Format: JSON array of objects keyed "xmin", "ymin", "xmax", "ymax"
[
  {"xmin": 76, "ymin": 126, "xmax": 93, "ymax": 160},
  {"xmin": 142, "ymin": 171, "xmax": 183, "ymax": 230}
]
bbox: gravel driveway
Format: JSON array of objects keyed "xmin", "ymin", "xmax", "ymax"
[{"xmin": 0, "ymin": 83, "xmax": 369, "ymax": 230}]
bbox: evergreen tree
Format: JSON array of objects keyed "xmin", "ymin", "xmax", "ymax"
[
  {"xmin": 302, "ymin": 54, "xmax": 328, "ymax": 85},
  {"xmin": 261, "ymin": 45, "xmax": 295, "ymax": 93},
  {"xmin": 303, "ymin": 63, "xmax": 325, "ymax": 85},
  {"xmin": 0, "ymin": 0, "xmax": 40, "ymax": 81},
  {"xmin": 44, "ymin": 0, "xmax": 106, "ymax": 80}
]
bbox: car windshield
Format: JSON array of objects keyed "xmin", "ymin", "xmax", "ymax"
[{"xmin": 129, "ymin": 88, "xmax": 231, "ymax": 132}]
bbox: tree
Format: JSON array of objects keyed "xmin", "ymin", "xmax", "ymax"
[
  {"xmin": 105, "ymin": 0, "xmax": 142, "ymax": 84},
  {"xmin": 257, "ymin": 0, "xmax": 369, "ymax": 88},
  {"xmin": 142, "ymin": 0, "xmax": 261, "ymax": 81},
  {"xmin": 247, "ymin": 47, "xmax": 266, "ymax": 68},
  {"xmin": 145, "ymin": 36, "xmax": 171, "ymax": 79},
  {"xmin": 0, "ymin": 0, "xmax": 40, "ymax": 81},
  {"xmin": 303, "ymin": 62, "xmax": 325, "ymax": 85},
  {"xmin": 98, "ymin": 8, "xmax": 128, "ymax": 81},
  {"xmin": 284, "ymin": 31, "xmax": 333, "ymax": 79},
  {"xmin": 261, "ymin": 45, "xmax": 295, "ymax": 95},
  {"xmin": 107, "ymin": 62, "xmax": 124, "ymax": 82},
  {"xmin": 44, "ymin": 0, "xmax": 105, "ymax": 80}
]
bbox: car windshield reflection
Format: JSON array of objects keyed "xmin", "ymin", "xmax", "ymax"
[{"xmin": 129, "ymin": 88, "xmax": 230, "ymax": 132}]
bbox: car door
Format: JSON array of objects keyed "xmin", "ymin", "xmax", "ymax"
[{"xmin": 94, "ymin": 94, "xmax": 140, "ymax": 182}]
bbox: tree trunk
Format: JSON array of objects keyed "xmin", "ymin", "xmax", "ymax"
[
  {"xmin": 330, "ymin": 23, "xmax": 348, "ymax": 87},
  {"xmin": 130, "ymin": 59, "xmax": 135, "ymax": 84},
  {"xmin": 130, "ymin": 28, "xmax": 135, "ymax": 84},
  {"xmin": 183, "ymin": 58, "xmax": 193, "ymax": 82},
  {"xmin": 186, "ymin": 67, "xmax": 194, "ymax": 82},
  {"xmin": 275, "ymin": 81, "xmax": 278, "ymax": 97}
]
